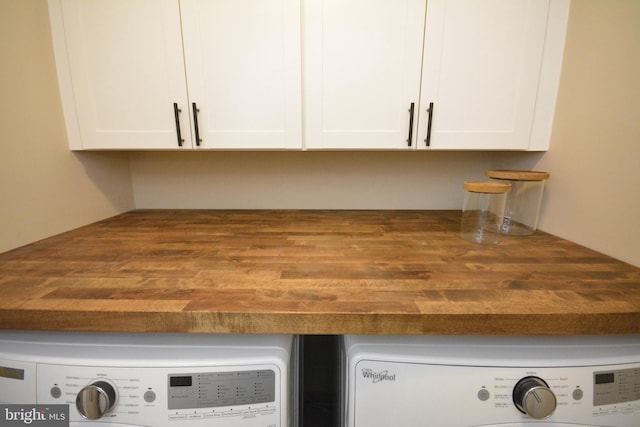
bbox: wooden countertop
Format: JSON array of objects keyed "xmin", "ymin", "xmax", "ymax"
[{"xmin": 1, "ymin": 210, "xmax": 639, "ymax": 335}]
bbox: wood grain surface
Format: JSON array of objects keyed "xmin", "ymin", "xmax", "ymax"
[{"xmin": 1, "ymin": 210, "xmax": 639, "ymax": 335}]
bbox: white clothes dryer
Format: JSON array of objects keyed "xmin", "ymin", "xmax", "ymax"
[{"xmin": 342, "ymin": 335, "xmax": 640, "ymax": 427}]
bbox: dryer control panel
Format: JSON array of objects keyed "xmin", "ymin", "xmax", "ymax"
[{"xmin": 349, "ymin": 360, "xmax": 640, "ymax": 427}]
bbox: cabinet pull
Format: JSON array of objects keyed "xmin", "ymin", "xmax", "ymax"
[
  {"xmin": 192, "ymin": 102, "xmax": 202, "ymax": 147},
  {"xmin": 407, "ymin": 102, "xmax": 415, "ymax": 147},
  {"xmin": 173, "ymin": 103, "xmax": 184, "ymax": 147},
  {"xmin": 425, "ymin": 102, "xmax": 434, "ymax": 147}
]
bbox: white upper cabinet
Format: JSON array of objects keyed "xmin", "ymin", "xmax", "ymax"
[
  {"xmin": 418, "ymin": 0, "xmax": 568, "ymax": 150},
  {"xmin": 303, "ymin": 0, "xmax": 427, "ymax": 149},
  {"xmin": 49, "ymin": 0, "xmax": 190, "ymax": 149},
  {"xmin": 49, "ymin": 0, "xmax": 302, "ymax": 150},
  {"xmin": 180, "ymin": 0, "xmax": 302, "ymax": 149},
  {"xmin": 303, "ymin": 0, "xmax": 568, "ymax": 151},
  {"xmin": 50, "ymin": 0, "xmax": 567, "ymax": 151}
]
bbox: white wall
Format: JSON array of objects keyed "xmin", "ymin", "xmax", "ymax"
[
  {"xmin": 130, "ymin": 151, "xmax": 492, "ymax": 209},
  {"xmin": 0, "ymin": 1, "xmax": 135, "ymax": 254},
  {"xmin": 493, "ymin": 1, "xmax": 640, "ymax": 267}
]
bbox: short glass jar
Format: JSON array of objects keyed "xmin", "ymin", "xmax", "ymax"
[
  {"xmin": 460, "ymin": 181, "xmax": 511, "ymax": 244},
  {"xmin": 485, "ymin": 170, "xmax": 550, "ymax": 236}
]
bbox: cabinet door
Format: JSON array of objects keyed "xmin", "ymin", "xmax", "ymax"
[
  {"xmin": 418, "ymin": 0, "xmax": 551, "ymax": 150},
  {"xmin": 49, "ymin": 0, "xmax": 191, "ymax": 149},
  {"xmin": 181, "ymin": 0, "xmax": 302, "ymax": 149},
  {"xmin": 303, "ymin": 0, "xmax": 426, "ymax": 149}
]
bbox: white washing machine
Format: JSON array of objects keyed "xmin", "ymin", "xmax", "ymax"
[
  {"xmin": 342, "ymin": 335, "xmax": 640, "ymax": 427},
  {"xmin": 0, "ymin": 331, "xmax": 298, "ymax": 427}
]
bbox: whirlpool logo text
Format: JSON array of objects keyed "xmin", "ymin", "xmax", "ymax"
[
  {"xmin": 361, "ymin": 368, "xmax": 396, "ymax": 383},
  {"xmin": 1, "ymin": 405, "xmax": 68, "ymax": 426}
]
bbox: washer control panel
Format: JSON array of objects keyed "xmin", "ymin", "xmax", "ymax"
[
  {"xmin": 0, "ymin": 332, "xmax": 292, "ymax": 427},
  {"xmin": 168, "ymin": 370, "xmax": 276, "ymax": 409},
  {"xmin": 29, "ymin": 363, "xmax": 282, "ymax": 426},
  {"xmin": 594, "ymin": 367, "xmax": 640, "ymax": 407}
]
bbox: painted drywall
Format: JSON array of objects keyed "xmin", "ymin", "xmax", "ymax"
[
  {"xmin": 129, "ymin": 150, "xmax": 493, "ymax": 209},
  {"xmin": 0, "ymin": 1, "xmax": 135, "ymax": 254},
  {"xmin": 493, "ymin": 1, "xmax": 640, "ymax": 267}
]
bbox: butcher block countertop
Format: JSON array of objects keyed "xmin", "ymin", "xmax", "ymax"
[{"xmin": 1, "ymin": 210, "xmax": 639, "ymax": 335}]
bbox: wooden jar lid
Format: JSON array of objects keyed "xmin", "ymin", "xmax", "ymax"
[
  {"xmin": 463, "ymin": 181, "xmax": 511, "ymax": 194},
  {"xmin": 485, "ymin": 170, "xmax": 550, "ymax": 181}
]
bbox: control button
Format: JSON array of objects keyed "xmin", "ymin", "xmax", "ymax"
[
  {"xmin": 144, "ymin": 390, "xmax": 156, "ymax": 403},
  {"xmin": 76, "ymin": 380, "xmax": 117, "ymax": 420},
  {"xmin": 572, "ymin": 388, "xmax": 583, "ymax": 401},
  {"xmin": 50, "ymin": 386, "xmax": 62, "ymax": 399},
  {"xmin": 477, "ymin": 389, "xmax": 490, "ymax": 401},
  {"xmin": 513, "ymin": 376, "xmax": 557, "ymax": 420}
]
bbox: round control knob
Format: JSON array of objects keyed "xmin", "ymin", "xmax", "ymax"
[
  {"xmin": 76, "ymin": 380, "xmax": 117, "ymax": 420},
  {"xmin": 513, "ymin": 376, "xmax": 557, "ymax": 419}
]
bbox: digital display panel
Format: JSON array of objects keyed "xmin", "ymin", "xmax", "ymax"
[
  {"xmin": 595, "ymin": 372, "xmax": 615, "ymax": 384},
  {"xmin": 169, "ymin": 376, "xmax": 192, "ymax": 387}
]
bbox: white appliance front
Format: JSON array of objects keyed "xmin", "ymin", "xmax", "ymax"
[
  {"xmin": 343, "ymin": 335, "xmax": 640, "ymax": 427},
  {"xmin": 0, "ymin": 331, "xmax": 297, "ymax": 427}
]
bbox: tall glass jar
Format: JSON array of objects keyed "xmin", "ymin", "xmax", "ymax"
[
  {"xmin": 460, "ymin": 181, "xmax": 511, "ymax": 244},
  {"xmin": 485, "ymin": 170, "xmax": 550, "ymax": 236}
]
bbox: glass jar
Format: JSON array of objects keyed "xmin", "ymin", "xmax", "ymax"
[
  {"xmin": 485, "ymin": 170, "xmax": 550, "ymax": 236},
  {"xmin": 460, "ymin": 181, "xmax": 511, "ymax": 244}
]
